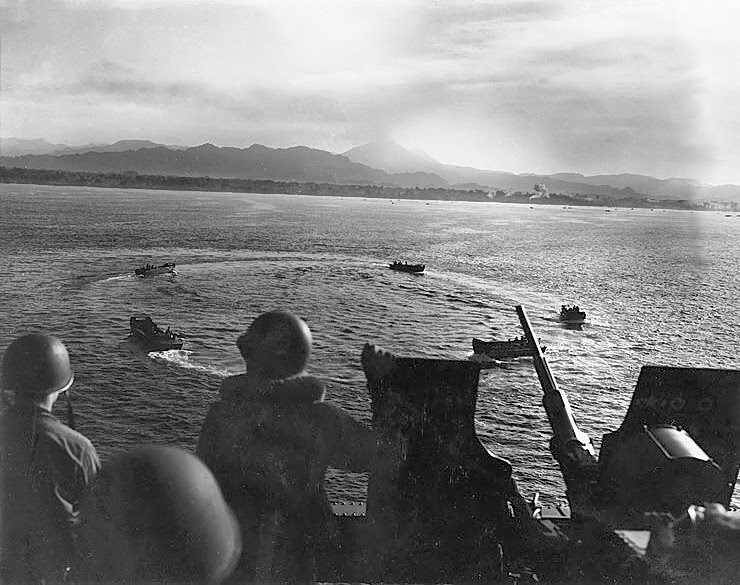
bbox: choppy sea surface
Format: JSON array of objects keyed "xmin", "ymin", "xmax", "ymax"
[{"xmin": 1, "ymin": 184, "xmax": 738, "ymax": 504}]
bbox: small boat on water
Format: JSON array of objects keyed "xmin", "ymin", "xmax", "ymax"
[
  {"xmin": 135, "ymin": 262, "xmax": 177, "ymax": 277},
  {"xmin": 560, "ymin": 304, "xmax": 586, "ymax": 324},
  {"xmin": 389, "ymin": 261, "xmax": 425, "ymax": 273},
  {"xmin": 129, "ymin": 315, "xmax": 183, "ymax": 352},
  {"xmin": 472, "ymin": 335, "xmax": 546, "ymax": 359}
]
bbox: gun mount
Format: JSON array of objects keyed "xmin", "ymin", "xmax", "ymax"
[
  {"xmin": 598, "ymin": 366, "xmax": 740, "ymax": 518},
  {"xmin": 316, "ymin": 313, "xmax": 740, "ymax": 583},
  {"xmin": 516, "ymin": 305, "xmax": 600, "ymax": 513},
  {"xmin": 358, "ymin": 344, "xmax": 525, "ymax": 582},
  {"xmin": 516, "ymin": 305, "xmax": 739, "ymax": 524}
]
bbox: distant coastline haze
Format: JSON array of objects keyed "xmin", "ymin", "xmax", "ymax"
[{"xmin": 2, "ymin": 138, "xmax": 739, "ymax": 207}]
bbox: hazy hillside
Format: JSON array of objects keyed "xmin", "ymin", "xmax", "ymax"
[
  {"xmin": 0, "ymin": 137, "xmax": 184, "ymax": 157},
  {"xmin": 0, "ymin": 143, "xmax": 389, "ymax": 185},
  {"xmin": 1, "ymin": 137, "xmax": 74, "ymax": 157},
  {"xmin": 343, "ymin": 140, "xmax": 740, "ymax": 203},
  {"xmin": 62, "ymin": 139, "xmax": 187, "ymax": 154},
  {"xmin": 390, "ymin": 172, "xmax": 449, "ymax": 189},
  {"xmin": 342, "ymin": 142, "xmax": 649, "ymax": 201},
  {"xmin": 342, "ymin": 140, "xmax": 443, "ymax": 174},
  {"xmin": 549, "ymin": 172, "xmax": 740, "ymax": 204},
  {"xmin": 4, "ymin": 137, "xmax": 739, "ymax": 203},
  {"xmin": 0, "ymin": 142, "xmax": 454, "ymax": 188}
]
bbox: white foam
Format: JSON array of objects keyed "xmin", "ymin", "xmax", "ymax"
[
  {"xmin": 148, "ymin": 349, "xmax": 231, "ymax": 378},
  {"xmin": 98, "ymin": 274, "xmax": 133, "ymax": 283}
]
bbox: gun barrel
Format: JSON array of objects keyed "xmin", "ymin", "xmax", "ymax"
[{"xmin": 515, "ymin": 305, "xmax": 596, "ymax": 460}]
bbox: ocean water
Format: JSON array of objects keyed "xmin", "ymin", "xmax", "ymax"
[{"xmin": 1, "ymin": 183, "xmax": 738, "ymax": 504}]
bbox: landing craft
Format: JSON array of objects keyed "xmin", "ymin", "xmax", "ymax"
[
  {"xmin": 129, "ymin": 315, "xmax": 183, "ymax": 352},
  {"xmin": 134, "ymin": 262, "xmax": 177, "ymax": 277},
  {"xmin": 389, "ymin": 261, "xmax": 425, "ymax": 273},
  {"xmin": 471, "ymin": 335, "xmax": 546, "ymax": 359},
  {"xmin": 559, "ymin": 304, "xmax": 586, "ymax": 324}
]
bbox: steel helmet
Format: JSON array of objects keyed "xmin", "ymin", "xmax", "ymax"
[
  {"xmin": 80, "ymin": 446, "xmax": 241, "ymax": 584},
  {"xmin": 1, "ymin": 333, "xmax": 74, "ymax": 396},
  {"xmin": 237, "ymin": 311, "xmax": 312, "ymax": 379}
]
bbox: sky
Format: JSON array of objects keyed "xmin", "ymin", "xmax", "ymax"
[{"xmin": 1, "ymin": 0, "xmax": 739, "ymax": 184}]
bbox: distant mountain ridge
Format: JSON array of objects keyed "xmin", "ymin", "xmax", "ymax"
[
  {"xmin": 2, "ymin": 137, "xmax": 739, "ymax": 203},
  {"xmin": 0, "ymin": 141, "xmax": 447, "ymax": 187},
  {"xmin": 0, "ymin": 137, "xmax": 186, "ymax": 157},
  {"xmin": 1, "ymin": 137, "xmax": 74, "ymax": 156},
  {"xmin": 342, "ymin": 141, "xmax": 740, "ymax": 204},
  {"xmin": 342, "ymin": 140, "xmax": 442, "ymax": 174},
  {"xmin": 0, "ymin": 138, "xmax": 185, "ymax": 156}
]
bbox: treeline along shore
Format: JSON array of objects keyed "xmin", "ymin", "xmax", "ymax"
[{"xmin": 2, "ymin": 166, "xmax": 734, "ymax": 211}]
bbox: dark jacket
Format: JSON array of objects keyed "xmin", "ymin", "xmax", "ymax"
[
  {"xmin": 197, "ymin": 374, "xmax": 375, "ymax": 583},
  {"xmin": 1, "ymin": 406, "xmax": 101, "ymax": 584}
]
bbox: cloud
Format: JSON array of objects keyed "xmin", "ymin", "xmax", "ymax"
[
  {"xmin": 2, "ymin": 0, "xmax": 740, "ymax": 182},
  {"xmin": 401, "ymin": 2, "xmax": 565, "ymax": 55}
]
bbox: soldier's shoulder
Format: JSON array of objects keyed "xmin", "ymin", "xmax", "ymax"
[{"xmin": 39, "ymin": 415, "xmax": 99, "ymax": 467}]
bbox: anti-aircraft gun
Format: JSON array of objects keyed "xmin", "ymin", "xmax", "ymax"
[
  {"xmin": 516, "ymin": 304, "xmax": 740, "ymax": 525},
  {"xmin": 318, "ymin": 308, "xmax": 740, "ymax": 583}
]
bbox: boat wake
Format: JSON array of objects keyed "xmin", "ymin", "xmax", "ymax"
[
  {"xmin": 99, "ymin": 274, "xmax": 133, "ymax": 283},
  {"xmin": 147, "ymin": 348, "xmax": 232, "ymax": 378},
  {"xmin": 468, "ymin": 354, "xmax": 505, "ymax": 369}
]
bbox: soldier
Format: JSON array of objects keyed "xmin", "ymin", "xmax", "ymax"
[
  {"xmin": 77, "ymin": 445, "xmax": 241, "ymax": 584},
  {"xmin": 0, "ymin": 333, "xmax": 101, "ymax": 584},
  {"xmin": 197, "ymin": 311, "xmax": 376, "ymax": 584}
]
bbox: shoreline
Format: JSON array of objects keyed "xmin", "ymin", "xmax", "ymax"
[{"xmin": 2, "ymin": 166, "xmax": 737, "ymax": 212}]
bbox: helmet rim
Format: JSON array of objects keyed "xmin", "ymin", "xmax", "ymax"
[
  {"xmin": 1, "ymin": 333, "xmax": 75, "ymax": 397},
  {"xmin": 237, "ymin": 311, "xmax": 312, "ymax": 380}
]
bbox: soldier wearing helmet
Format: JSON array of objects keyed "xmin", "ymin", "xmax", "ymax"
[
  {"xmin": 0, "ymin": 333, "xmax": 101, "ymax": 584},
  {"xmin": 76, "ymin": 445, "xmax": 241, "ymax": 584},
  {"xmin": 197, "ymin": 311, "xmax": 376, "ymax": 584}
]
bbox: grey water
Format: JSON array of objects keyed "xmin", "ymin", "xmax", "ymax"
[{"xmin": 1, "ymin": 183, "xmax": 738, "ymax": 504}]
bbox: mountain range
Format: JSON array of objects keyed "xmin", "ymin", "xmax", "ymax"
[{"xmin": 2, "ymin": 137, "xmax": 739, "ymax": 204}]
